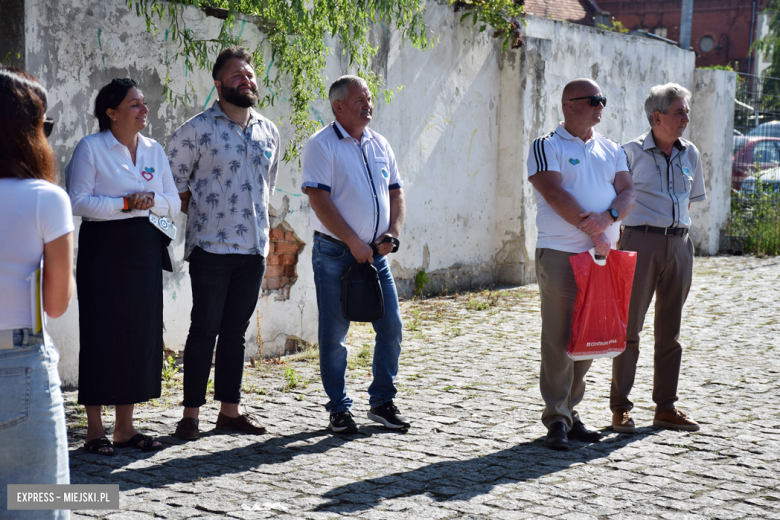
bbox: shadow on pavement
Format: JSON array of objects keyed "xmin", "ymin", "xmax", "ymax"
[
  {"xmin": 70, "ymin": 423, "xmax": 656, "ymax": 511},
  {"xmin": 312, "ymin": 429, "xmax": 656, "ymax": 514},
  {"xmin": 71, "ymin": 426, "xmax": 381, "ymax": 488}
]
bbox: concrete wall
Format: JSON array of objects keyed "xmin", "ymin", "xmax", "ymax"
[
  {"xmin": 22, "ymin": 0, "xmax": 733, "ymax": 386},
  {"xmin": 495, "ymin": 20, "xmax": 697, "ymax": 284},
  {"xmin": 689, "ymin": 69, "xmax": 737, "ymax": 255}
]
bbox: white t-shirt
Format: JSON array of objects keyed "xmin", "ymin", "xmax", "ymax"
[
  {"xmin": 0, "ymin": 178, "xmax": 74, "ymax": 329},
  {"xmin": 527, "ymin": 123, "xmax": 629, "ymax": 253}
]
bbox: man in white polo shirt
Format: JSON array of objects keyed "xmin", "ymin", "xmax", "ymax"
[
  {"xmin": 300, "ymin": 75, "xmax": 409, "ymax": 434},
  {"xmin": 528, "ymin": 78, "xmax": 636, "ymax": 450}
]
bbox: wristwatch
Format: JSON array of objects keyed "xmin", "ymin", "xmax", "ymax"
[{"xmin": 608, "ymin": 208, "xmax": 619, "ymax": 222}]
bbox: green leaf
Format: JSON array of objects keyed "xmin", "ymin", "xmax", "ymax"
[{"xmin": 127, "ymin": 0, "xmax": 522, "ymax": 160}]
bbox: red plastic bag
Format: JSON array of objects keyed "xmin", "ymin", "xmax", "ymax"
[{"xmin": 567, "ymin": 248, "xmax": 637, "ymax": 361}]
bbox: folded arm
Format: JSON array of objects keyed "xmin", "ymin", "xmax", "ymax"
[
  {"xmin": 529, "ymin": 170, "xmax": 612, "ymax": 256},
  {"xmin": 577, "ymin": 170, "xmax": 635, "ymax": 237}
]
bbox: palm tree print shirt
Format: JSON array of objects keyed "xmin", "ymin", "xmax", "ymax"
[{"xmin": 168, "ymin": 101, "xmax": 280, "ymax": 260}]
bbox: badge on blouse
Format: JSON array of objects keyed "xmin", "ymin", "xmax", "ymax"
[
  {"xmin": 264, "ymin": 150, "xmax": 272, "ymax": 159},
  {"xmin": 569, "ymin": 158, "xmax": 580, "ymax": 165},
  {"xmin": 142, "ymin": 166, "xmax": 155, "ymax": 181},
  {"xmin": 682, "ymin": 166, "xmax": 691, "ymax": 176}
]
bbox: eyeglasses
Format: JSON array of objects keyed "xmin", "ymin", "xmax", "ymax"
[
  {"xmin": 568, "ymin": 95, "xmax": 607, "ymax": 107},
  {"xmin": 43, "ymin": 117, "xmax": 55, "ymax": 137},
  {"xmin": 112, "ymin": 78, "xmax": 137, "ymax": 87}
]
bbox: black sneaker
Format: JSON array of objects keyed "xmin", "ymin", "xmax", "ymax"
[
  {"xmin": 367, "ymin": 400, "xmax": 411, "ymax": 430},
  {"xmin": 328, "ymin": 411, "xmax": 358, "ymax": 434}
]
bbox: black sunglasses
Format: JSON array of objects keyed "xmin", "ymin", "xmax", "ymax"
[
  {"xmin": 43, "ymin": 117, "xmax": 55, "ymax": 137},
  {"xmin": 568, "ymin": 95, "xmax": 607, "ymax": 107},
  {"xmin": 112, "ymin": 78, "xmax": 137, "ymax": 87}
]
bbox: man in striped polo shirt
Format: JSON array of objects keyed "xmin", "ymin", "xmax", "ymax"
[{"xmin": 527, "ymin": 78, "xmax": 636, "ymax": 450}]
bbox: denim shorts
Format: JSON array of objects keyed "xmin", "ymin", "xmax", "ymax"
[{"xmin": 0, "ymin": 329, "xmax": 70, "ymax": 519}]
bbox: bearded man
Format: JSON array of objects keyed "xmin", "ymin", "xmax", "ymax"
[{"xmin": 167, "ymin": 47, "xmax": 281, "ymax": 440}]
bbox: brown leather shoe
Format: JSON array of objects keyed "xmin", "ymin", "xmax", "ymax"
[
  {"xmin": 653, "ymin": 408, "xmax": 700, "ymax": 431},
  {"xmin": 612, "ymin": 408, "xmax": 637, "ymax": 433},
  {"xmin": 215, "ymin": 412, "xmax": 268, "ymax": 434},
  {"xmin": 173, "ymin": 417, "xmax": 200, "ymax": 441}
]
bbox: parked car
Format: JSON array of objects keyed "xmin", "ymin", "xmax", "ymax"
[
  {"xmin": 733, "ymin": 135, "xmax": 749, "ymax": 155},
  {"xmin": 732, "ymin": 136, "xmax": 780, "ymax": 190},
  {"xmin": 741, "ymin": 165, "xmax": 780, "ymax": 195},
  {"xmin": 746, "ymin": 120, "xmax": 780, "ymax": 138}
]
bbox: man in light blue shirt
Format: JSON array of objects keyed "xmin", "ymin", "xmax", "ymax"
[
  {"xmin": 168, "ymin": 47, "xmax": 280, "ymax": 440},
  {"xmin": 301, "ymin": 75, "xmax": 409, "ymax": 434},
  {"xmin": 611, "ymin": 83, "xmax": 705, "ymax": 434}
]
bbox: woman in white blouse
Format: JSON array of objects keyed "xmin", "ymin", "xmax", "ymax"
[{"xmin": 66, "ymin": 78, "xmax": 180, "ymax": 454}]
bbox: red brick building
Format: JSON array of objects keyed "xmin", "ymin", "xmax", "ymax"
[
  {"xmin": 596, "ymin": 0, "xmax": 771, "ymax": 72},
  {"xmin": 521, "ymin": 0, "xmax": 602, "ymax": 26}
]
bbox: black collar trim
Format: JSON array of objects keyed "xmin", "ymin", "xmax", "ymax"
[{"xmin": 331, "ymin": 122, "xmax": 346, "ymax": 140}]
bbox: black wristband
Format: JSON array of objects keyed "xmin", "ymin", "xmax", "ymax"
[{"xmin": 381, "ymin": 236, "xmax": 400, "ymax": 253}]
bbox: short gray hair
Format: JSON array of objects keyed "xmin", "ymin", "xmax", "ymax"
[
  {"xmin": 328, "ymin": 75, "xmax": 368, "ymax": 116},
  {"xmin": 644, "ymin": 83, "xmax": 691, "ymax": 127}
]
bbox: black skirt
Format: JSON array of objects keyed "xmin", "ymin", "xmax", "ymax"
[{"xmin": 76, "ymin": 217, "xmax": 170, "ymax": 406}]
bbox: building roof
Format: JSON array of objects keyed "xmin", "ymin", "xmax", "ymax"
[{"xmin": 522, "ymin": 0, "xmax": 602, "ymax": 27}]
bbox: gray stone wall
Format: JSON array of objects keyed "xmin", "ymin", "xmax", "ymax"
[{"xmin": 20, "ymin": 0, "xmax": 735, "ymax": 384}]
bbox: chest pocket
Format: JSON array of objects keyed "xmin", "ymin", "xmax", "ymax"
[
  {"xmin": 672, "ymin": 157, "xmax": 693, "ymax": 194},
  {"xmin": 249, "ymin": 144, "xmax": 273, "ymax": 177}
]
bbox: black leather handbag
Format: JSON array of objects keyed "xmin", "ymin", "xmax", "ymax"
[{"xmin": 340, "ymin": 262, "xmax": 385, "ymax": 322}]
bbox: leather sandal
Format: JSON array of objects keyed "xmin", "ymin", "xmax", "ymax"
[
  {"xmin": 84, "ymin": 437, "xmax": 115, "ymax": 456},
  {"xmin": 114, "ymin": 433, "xmax": 163, "ymax": 452}
]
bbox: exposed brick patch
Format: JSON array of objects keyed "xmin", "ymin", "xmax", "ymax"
[
  {"xmin": 284, "ymin": 337, "xmax": 311, "ymax": 353},
  {"xmin": 262, "ymin": 222, "xmax": 305, "ymax": 300}
]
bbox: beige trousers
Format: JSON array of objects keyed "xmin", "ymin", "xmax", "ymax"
[
  {"xmin": 610, "ymin": 228, "xmax": 694, "ymax": 412},
  {"xmin": 535, "ymin": 248, "xmax": 592, "ymax": 430}
]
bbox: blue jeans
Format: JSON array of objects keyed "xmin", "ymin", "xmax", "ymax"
[
  {"xmin": 182, "ymin": 247, "xmax": 266, "ymax": 408},
  {"xmin": 312, "ymin": 235, "xmax": 403, "ymax": 413},
  {"xmin": 0, "ymin": 329, "xmax": 70, "ymax": 520}
]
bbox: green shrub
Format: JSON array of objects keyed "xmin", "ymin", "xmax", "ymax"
[{"xmin": 728, "ymin": 170, "xmax": 780, "ymax": 255}]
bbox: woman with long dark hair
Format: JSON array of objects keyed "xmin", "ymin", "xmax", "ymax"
[
  {"xmin": 0, "ymin": 68, "xmax": 75, "ymax": 519},
  {"xmin": 66, "ymin": 78, "xmax": 180, "ymax": 454}
]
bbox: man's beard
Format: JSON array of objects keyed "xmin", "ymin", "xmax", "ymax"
[{"xmin": 221, "ymin": 84, "xmax": 259, "ymax": 108}]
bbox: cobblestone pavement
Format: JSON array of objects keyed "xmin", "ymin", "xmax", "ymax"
[{"xmin": 63, "ymin": 255, "xmax": 780, "ymax": 520}]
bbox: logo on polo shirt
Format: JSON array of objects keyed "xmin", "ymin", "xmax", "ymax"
[
  {"xmin": 568, "ymin": 158, "xmax": 580, "ymax": 165},
  {"xmin": 264, "ymin": 150, "xmax": 272, "ymax": 159},
  {"xmin": 381, "ymin": 168, "xmax": 389, "ymax": 179},
  {"xmin": 682, "ymin": 166, "xmax": 691, "ymax": 176}
]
